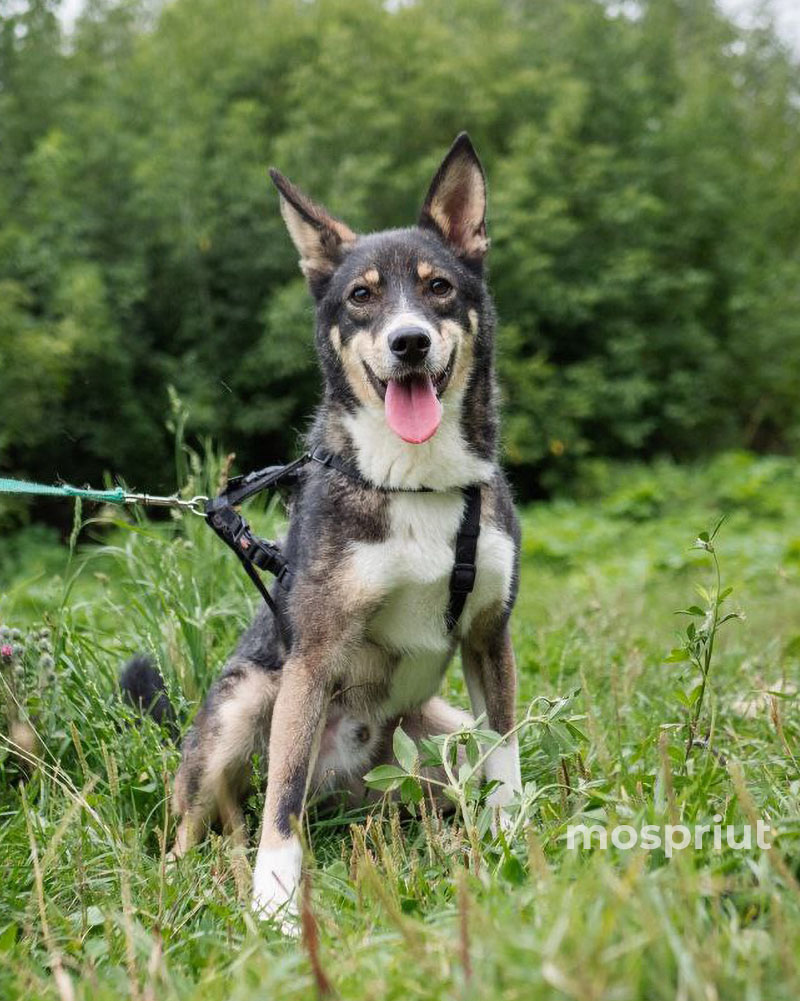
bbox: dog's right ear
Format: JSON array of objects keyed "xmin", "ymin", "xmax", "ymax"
[{"xmin": 269, "ymin": 169, "xmax": 356, "ymax": 295}]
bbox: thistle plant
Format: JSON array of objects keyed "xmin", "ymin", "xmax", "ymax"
[{"xmin": 0, "ymin": 622, "xmax": 56, "ymax": 777}]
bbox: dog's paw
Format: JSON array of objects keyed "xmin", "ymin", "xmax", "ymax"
[
  {"xmin": 487, "ymin": 780, "xmax": 520, "ymax": 837},
  {"xmin": 485, "ymin": 741, "xmax": 522, "ymax": 836},
  {"xmin": 490, "ymin": 805, "xmax": 516, "ymax": 838},
  {"xmin": 252, "ymin": 839, "xmax": 302, "ymax": 935}
]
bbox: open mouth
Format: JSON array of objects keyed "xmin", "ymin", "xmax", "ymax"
[
  {"xmin": 362, "ymin": 348, "xmax": 456, "ymax": 403},
  {"xmin": 362, "ymin": 349, "xmax": 456, "ymax": 445}
]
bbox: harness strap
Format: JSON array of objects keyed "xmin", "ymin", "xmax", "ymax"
[
  {"xmin": 206, "ymin": 450, "xmax": 483, "ymax": 641},
  {"xmin": 445, "ymin": 484, "xmax": 482, "ymax": 632},
  {"xmin": 309, "ymin": 446, "xmax": 434, "ymax": 493},
  {"xmin": 220, "ymin": 452, "xmax": 312, "ymax": 507},
  {"xmin": 204, "ymin": 497, "xmax": 293, "ymax": 647}
]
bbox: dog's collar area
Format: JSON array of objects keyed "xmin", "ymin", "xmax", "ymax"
[
  {"xmin": 205, "ymin": 447, "xmax": 483, "ymax": 642},
  {"xmin": 309, "ymin": 446, "xmax": 436, "ymax": 493}
]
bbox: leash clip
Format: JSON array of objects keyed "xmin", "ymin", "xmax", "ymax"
[{"xmin": 123, "ymin": 491, "xmax": 209, "ymax": 516}]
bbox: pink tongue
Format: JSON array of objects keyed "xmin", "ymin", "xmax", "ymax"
[{"xmin": 385, "ymin": 375, "xmax": 442, "ymax": 444}]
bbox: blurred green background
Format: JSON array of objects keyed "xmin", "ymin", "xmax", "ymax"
[{"xmin": 2, "ymin": 0, "xmax": 800, "ymax": 527}]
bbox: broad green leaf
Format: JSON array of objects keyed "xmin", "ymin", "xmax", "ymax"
[
  {"xmin": 399, "ymin": 776, "xmax": 423, "ymax": 806},
  {"xmin": 392, "ymin": 724, "xmax": 418, "ymax": 773},
  {"xmin": 0, "ymin": 923, "xmax": 17, "ymax": 951},
  {"xmin": 540, "ymin": 725, "xmax": 560, "ymax": 763},
  {"xmin": 665, "ymin": 649, "xmax": 690, "ymax": 663},
  {"xmin": 364, "ymin": 764, "xmax": 407, "ymax": 791}
]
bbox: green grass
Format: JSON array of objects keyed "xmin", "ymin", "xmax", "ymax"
[{"xmin": 1, "ymin": 451, "xmax": 799, "ymax": 1000}]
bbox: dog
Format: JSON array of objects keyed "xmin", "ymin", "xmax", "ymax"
[{"xmin": 128, "ymin": 133, "xmax": 522, "ymax": 932}]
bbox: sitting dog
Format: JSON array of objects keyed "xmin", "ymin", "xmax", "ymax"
[{"xmin": 161, "ymin": 133, "xmax": 521, "ymax": 929}]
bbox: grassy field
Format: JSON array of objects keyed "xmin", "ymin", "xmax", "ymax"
[{"xmin": 0, "ymin": 451, "xmax": 798, "ymax": 1000}]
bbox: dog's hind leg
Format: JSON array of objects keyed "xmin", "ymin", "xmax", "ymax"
[
  {"xmin": 401, "ymin": 697, "xmax": 478, "ymax": 808},
  {"xmin": 408, "ymin": 695, "xmax": 476, "ymax": 739},
  {"xmin": 170, "ymin": 660, "xmax": 280, "ymax": 859}
]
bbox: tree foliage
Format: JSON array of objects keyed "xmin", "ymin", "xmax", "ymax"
[{"xmin": 1, "ymin": 0, "xmax": 799, "ymax": 507}]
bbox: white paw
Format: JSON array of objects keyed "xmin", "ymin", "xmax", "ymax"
[
  {"xmin": 486, "ymin": 780, "xmax": 516, "ymax": 812},
  {"xmin": 252, "ymin": 839, "xmax": 302, "ymax": 935},
  {"xmin": 490, "ymin": 805, "xmax": 516, "ymax": 837},
  {"xmin": 485, "ymin": 739, "xmax": 521, "ymax": 835},
  {"xmin": 488, "ymin": 784, "xmax": 518, "ymax": 836}
]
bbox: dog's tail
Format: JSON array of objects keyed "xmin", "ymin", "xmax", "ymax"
[{"xmin": 119, "ymin": 654, "xmax": 179, "ymax": 740}]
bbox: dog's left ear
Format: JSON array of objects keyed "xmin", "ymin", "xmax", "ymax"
[
  {"xmin": 269, "ymin": 168, "xmax": 357, "ymax": 294},
  {"xmin": 419, "ymin": 133, "xmax": 489, "ymax": 265}
]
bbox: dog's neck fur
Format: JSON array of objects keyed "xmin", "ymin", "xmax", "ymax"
[{"xmin": 310, "ymin": 367, "xmax": 498, "ymax": 492}]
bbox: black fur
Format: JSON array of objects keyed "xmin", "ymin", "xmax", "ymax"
[{"xmin": 119, "ymin": 655, "xmax": 178, "ymax": 738}]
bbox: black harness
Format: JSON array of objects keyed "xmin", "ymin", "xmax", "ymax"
[{"xmin": 204, "ymin": 446, "xmax": 482, "ymax": 644}]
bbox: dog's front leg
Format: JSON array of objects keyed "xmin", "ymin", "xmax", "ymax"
[
  {"xmin": 252, "ymin": 655, "xmax": 328, "ymax": 931},
  {"xmin": 461, "ymin": 615, "xmax": 522, "ymax": 822}
]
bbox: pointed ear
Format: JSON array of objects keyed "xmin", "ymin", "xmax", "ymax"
[
  {"xmin": 418, "ymin": 133, "xmax": 488, "ymax": 263},
  {"xmin": 269, "ymin": 168, "xmax": 356, "ymax": 292}
]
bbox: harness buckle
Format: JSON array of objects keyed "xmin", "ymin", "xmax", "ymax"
[{"xmin": 450, "ymin": 562, "xmax": 477, "ymax": 594}]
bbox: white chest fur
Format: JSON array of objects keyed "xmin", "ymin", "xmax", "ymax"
[
  {"xmin": 341, "ymin": 387, "xmax": 494, "ymax": 491},
  {"xmin": 348, "ymin": 491, "xmax": 515, "ymax": 714}
]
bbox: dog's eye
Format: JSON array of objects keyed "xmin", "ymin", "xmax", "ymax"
[
  {"xmin": 349, "ymin": 286, "xmax": 372, "ymax": 304},
  {"xmin": 429, "ymin": 277, "xmax": 452, "ymax": 297}
]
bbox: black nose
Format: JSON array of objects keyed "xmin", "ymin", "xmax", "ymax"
[{"xmin": 388, "ymin": 327, "xmax": 431, "ymax": 364}]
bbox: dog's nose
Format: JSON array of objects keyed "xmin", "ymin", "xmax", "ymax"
[{"xmin": 388, "ymin": 327, "xmax": 431, "ymax": 364}]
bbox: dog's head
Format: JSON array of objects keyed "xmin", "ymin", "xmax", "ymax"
[{"xmin": 270, "ymin": 134, "xmax": 494, "ymax": 448}]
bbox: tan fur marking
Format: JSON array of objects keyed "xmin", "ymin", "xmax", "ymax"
[
  {"xmin": 170, "ymin": 667, "xmax": 280, "ymax": 858},
  {"xmin": 330, "ymin": 325, "xmax": 342, "ymax": 354},
  {"xmin": 338, "ymin": 328, "xmax": 383, "ymax": 405},
  {"xmin": 417, "ymin": 261, "xmax": 433, "ymax": 280},
  {"xmin": 440, "ymin": 318, "xmax": 473, "ymax": 393},
  {"xmin": 258, "ymin": 659, "xmax": 330, "ymax": 852},
  {"xmin": 291, "ymin": 556, "xmax": 384, "ymax": 636},
  {"xmin": 169, "ymin": 812, "xmax": 204, "ymax": 860},
  {"xmin": 363, "ymin": 268, "xmax": 380, "ymax": 287}
]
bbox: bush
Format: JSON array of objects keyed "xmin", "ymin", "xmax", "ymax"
[{"xmin": 1, "ymin": 0, "xmax": 799, "ymax": 502}]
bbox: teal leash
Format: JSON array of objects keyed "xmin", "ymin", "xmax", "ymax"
[{"xmin": 0, "ymin": 477, "xmax": 207, "ymax": 515}]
